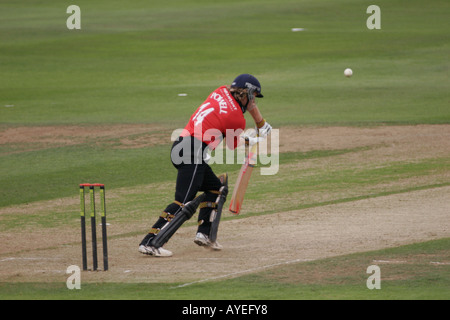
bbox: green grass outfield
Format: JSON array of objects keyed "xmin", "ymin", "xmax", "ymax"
[
  {"xmin": 1, "ymin": 0, "xmax": 448, "ymax": 126},
  {"xmin": 0, "ymin": 0, "xmax": 449, "ymax": 301}
]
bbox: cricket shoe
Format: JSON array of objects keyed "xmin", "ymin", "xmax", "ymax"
[
  {"xmin": 194, "ymin": 232, "xmax": 223, "ymax": 251},
  {"xmin": 138, "ymin": 245, "xmax": 173, "ymax": 257}
]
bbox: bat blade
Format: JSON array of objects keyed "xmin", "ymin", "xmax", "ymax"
[{"xmin": 229, "ymin": 143, "xmax": 258, "ymax": 214}]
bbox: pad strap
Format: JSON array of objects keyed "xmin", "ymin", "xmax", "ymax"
[
  {"xmin": 149, "ymin": 227, "xmax": 160, "ymax": 235},
  {"xmin": 173, "ymin": 200, "xmax": 184, "ymax": 207},
  {"xmin": 160, "ymin": 211, "xmax": 175, "ymax": 222},
  {"xmin": 199, "ymin": 201, "xmax": 217, "ymax": 209}
]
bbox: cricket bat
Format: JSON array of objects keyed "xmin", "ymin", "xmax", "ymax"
[{"xmin": 229, "ymin": 142, "xmax": 258, "ymax": 214}]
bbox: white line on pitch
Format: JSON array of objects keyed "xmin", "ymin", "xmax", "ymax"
[
  {"xmin": 372, "ymin": 260, "xmax": 407, "ymax": 264},
  {"xmin": 171, "ymin": 258, "xmax": 313, "ymax": 289},
  {"xmin": 0, "ymin": 257, "xmax": 61, "ymax": 262}
]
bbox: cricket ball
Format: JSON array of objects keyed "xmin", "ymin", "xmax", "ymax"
[{"xmin": 344, "ymin": 68, "xmax": 353, "ymax": 77}]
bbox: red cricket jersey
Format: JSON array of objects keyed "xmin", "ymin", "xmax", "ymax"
[{"xmin": 182, "ymin": 86, "xmax": 246, "ymax": 150}]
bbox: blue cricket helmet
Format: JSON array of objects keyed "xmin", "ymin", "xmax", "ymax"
[{"xmin": 231, "ymin": 74, "xmax": 264, "ymax": 98}]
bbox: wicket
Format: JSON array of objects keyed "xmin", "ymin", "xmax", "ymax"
[{"xmin": 79, "ymin": 183, "xmax": 108, "ymax": 271}]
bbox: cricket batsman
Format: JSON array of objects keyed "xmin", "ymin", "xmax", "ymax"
[{"xmin": 139, "ymin": 74, "xmax": 272, "ymax": 257}]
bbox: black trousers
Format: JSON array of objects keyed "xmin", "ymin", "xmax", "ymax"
[
  {"xmin": 171, "ymin": 136, "xmax": 222, "ymax": 203},
  {"xmin": 147, "ymin": 136, "xmax": 222, "ymax": 241}
]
